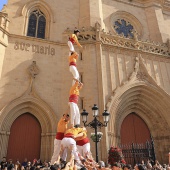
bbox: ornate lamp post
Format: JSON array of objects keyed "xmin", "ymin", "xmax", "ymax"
[{"xmin": 81, "ymin": 104, "xmax": 110, "ymax": 162}]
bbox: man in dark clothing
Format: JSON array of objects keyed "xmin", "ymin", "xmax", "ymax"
[
  {"xmin": 7, "ymin": 159, "xmax": 14, "ymax": 170},
  {"xmin": 22, "ymin": 158, "xmax": 28, "ymax": 170},
  {"xmin": 1, "ymin": 157, "xmax": 7, "ymax": 170}
]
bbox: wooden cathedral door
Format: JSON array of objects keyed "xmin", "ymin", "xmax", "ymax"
[{"xmin": 7, "ymin": 113, "xmax": 41, "ymax": 162}]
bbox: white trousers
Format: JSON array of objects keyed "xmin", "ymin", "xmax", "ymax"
[
  {"xmin": 69, "ymin": 66, "xmax": 79, "ymax": 85},
  {"xmin": 69, "ymin": 102, "xmax": 80, "ymax": 126},
  {"xmin": 50, "ymin": 139, "xmax": 67, "ymax": 164},
  {"xmin": 68, "ymin": 41, "xmax": 75, "ymax": 55},
  {"xmin": 77, "ymin": 143, "xmax": 90, "ymax": 157},
  {"xmin": 61, "ymin": 137, "xmax": 80, "ymax": 161}
]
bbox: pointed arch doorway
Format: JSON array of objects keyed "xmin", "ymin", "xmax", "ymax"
[{"xmin": 7, "ymin": 113, "xmax": 41, "ymax": 162}]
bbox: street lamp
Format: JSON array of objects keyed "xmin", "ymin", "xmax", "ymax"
[{"xmin": 81, "ymin": 104, "xmax": 110, "ymax": 162}]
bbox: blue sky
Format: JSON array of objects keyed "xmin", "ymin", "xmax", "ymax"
[{"xmin": 0, "ymin": 0, "xmax": 8, "ymax": 11}]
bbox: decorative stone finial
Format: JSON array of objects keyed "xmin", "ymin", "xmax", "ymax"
[
  {"xmin": 166, "ymin": 38, "xmax": 170, "ymax": 51},
  {"xmin": 132, "ymin": 29, "xmax": 139, "ymax": 41},
  {"xmin": 95, "ymin": 22, "xmax": 101, "ymax": 32},
  {"xmin": 1, "ymin": 4, "xmax": 7, "ymax": 13}
]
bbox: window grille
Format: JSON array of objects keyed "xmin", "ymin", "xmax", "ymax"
[
  {"xmin": 27, "ymin": 9, "xmax": 46, "ymax": 39},
  {"xmin": 114, "ymin": 19, "xmax": 134, "ymax": 38}
]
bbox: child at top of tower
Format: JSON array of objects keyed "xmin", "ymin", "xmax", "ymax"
[{"xmin": 68, "ymin": 29, "xmax": 83, "ymax": 54}]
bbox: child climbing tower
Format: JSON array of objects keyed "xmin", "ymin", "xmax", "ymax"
[{"xmin": 69, "ymin": 52, "xmax": 79, "ymax": 85}]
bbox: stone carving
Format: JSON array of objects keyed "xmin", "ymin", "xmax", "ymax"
[
  {"xmin": 1, "ymin": 5, "xmax": 7, "ymax": 13},
  {"xmin": 95, "ymin": 22, "xmax": 101, "ymax": 32},
  {"xmin": 25, "ymin": 61, "xmax": 40, "ymax": 96},
  {"xmin": 28, "ymin": 61, "xmax": 39, "ymax": 79},
  {"xmin": 136, "ymin": 72, "xmax": 147, "ymax": 81},
  {"xmin": 101, "ymin": 32, "xmax": 170, "ymax": 56},
  {"xmin": 128, "ymin": 56, "xmax": 139, "ymax": 80},
  {"xmin": 78, "ymin": 34, "xmax": 96, "ymax": 41},
  {"xmin": 132, "ymin": 29, "xmax": 139, "ymax": 41},
  {"xmin": 63, "ymin": 26, "xmax": 96, "ymax": 41}
]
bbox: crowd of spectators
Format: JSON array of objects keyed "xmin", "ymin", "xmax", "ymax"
[
  {"xmin": 0, "ymin": 156, "xmax": 170, "ymax": 170},
  {"xmin": 0, "ymin": 157, "xmax": 49, "ymax": 170}
]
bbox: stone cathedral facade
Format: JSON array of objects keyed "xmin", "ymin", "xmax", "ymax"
[{"xmin": 0, "ymin": 0, "xmax": 170, "ymax": 164}]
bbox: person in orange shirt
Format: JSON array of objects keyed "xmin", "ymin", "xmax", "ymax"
[
  {"xmin": 60, "ymin": 126, "xmax": 87, "ymax": 164},
  {"xmin": 69, "ymin": 52, "xmax": 79, "ymax": 85},
  {"xmin": 50, "ymin": 113, "xmax": 70, "ymax": 165},
  {"xmin": 68, "ymin": 29, "xmax": 82, "ymax": 55},
  {"xmin": 69, "ymin": 80, "xmax": 83, "ymax": 128},
  {"xmin": 76, "ymin": 130, "xmax": 90, "ymax": 157}
]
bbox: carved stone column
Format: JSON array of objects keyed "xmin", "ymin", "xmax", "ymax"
[
  {"xmin": 0, "ymin": 131, "xmax": 10, "ymax": 159},
  {"xmin": 0, "ymin": 10, "xmax": 10, "ymax": 79},
  {"xmin": 145, "ymin": 6, "xmax": 163, "ymax": 42}
]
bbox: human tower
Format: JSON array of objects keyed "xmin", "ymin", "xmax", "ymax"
[{"xmin": 50, "ymin": 29, "xmax": 91, "ymax": 166}]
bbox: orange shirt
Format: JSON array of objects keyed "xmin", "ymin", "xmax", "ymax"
[
  {"xmin": 65, "ymin": 127, "xmax": 85, "ymax": 136},
  {"xmin": 69, "ymin": 34, "xmax": 82, "ymax": 47},
  {"xmin": 57, "ymin": 117, "xmax": 68, "ymax": 133},
  {"xmin": 68, "ymin": 53, "xmax": 78, "ymax": 65},
  {"xmin": 69, "ymin": 81, "xmax": 82, "ymax": 96},
  {"xmin": 75, "ymin": 131, "xmax": 87, "ymax": 141},
  {"xmin": 76, "ymin": 131, "xmax": 90, "ymax": 146}
]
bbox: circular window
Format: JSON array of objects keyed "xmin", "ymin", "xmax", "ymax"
[
  {"xmin": 110, "ymin": 11, "xmax": 143, "ymax": 39},
  {"xmin": 114, "ymin": 19, "xmax": 134, "ymax": 38}
]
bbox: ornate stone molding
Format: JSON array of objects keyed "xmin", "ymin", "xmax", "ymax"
[
  {"xmin": 63, "ymin": 23, "xmax": 170, "ymax": 57},
  {"xmin": 101, "ymin": 32, "xmax": 170, "ymax": 57},
  {"xmin": 0, "ymin": 11, "xmax": 10, "ymax": 32},
  {"xmin": 111, "ymin": 0, "xmax": 163, "ymax": 8},
  {"xmin": 162, "ymin": 0, "xmax": 170, "ymax": 13},
  {"xmin": 63, "ymin": 26, "xmax": 97, "ymax": 42}
]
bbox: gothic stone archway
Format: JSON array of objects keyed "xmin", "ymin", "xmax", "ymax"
[
  {"xmin": 106, "ymin": 83, "xmax": 170, "ymax": 164},
  {"xmin": 0, "ymin": 97, "xmax": 57, "ymax": 161}
]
